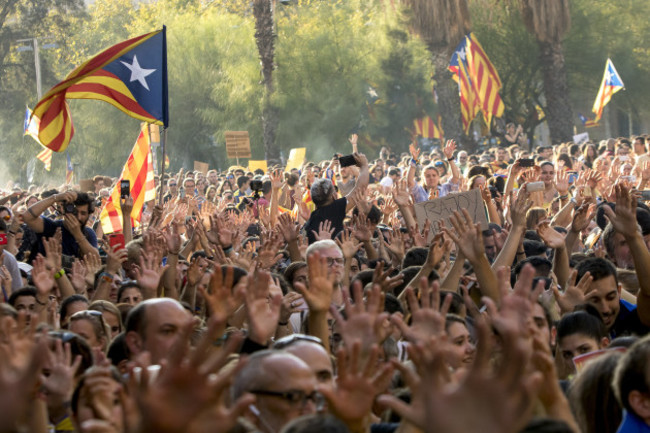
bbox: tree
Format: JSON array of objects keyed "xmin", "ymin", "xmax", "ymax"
[
  {"xmin": 519, "ymin": 0, "xmax": 573, "ymax": 144},
  {"xmin": 253, "ymin": 0, "xmax": 279, "ymax": 162},
  {"xmin": 399, "ymin": 0, "xmax": 470, "ymax": 144}
]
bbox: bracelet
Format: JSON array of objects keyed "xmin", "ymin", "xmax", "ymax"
[
  {"xmin": 7, "ymin": 231, "xmax": 16, "ymax": 235},
  {"xmin": 35, "ymin": 296, "xmax": 47, "ymax": 306},
  {"xmin": 516, "ymin": 250, "xmax": 525, "ymax": 255},
  {"xmin": 99, "ymin": 272, "xmax": 114, "ymax": 283},
  {"xmin": 54, "ymin": 269, "xmax": 65, "ymax": 280},
  {"xmin": 168, "ymin": 251, "xmax": 180, "ymax": 255},
  {"xmin": 278, "ymin": 321, "xmax": 289, "ymax": 326},
  {"xmin": 222, "ymin": 245, "xmax": 233, "ymax": 254},
  {"xmin": 447, "ymin": 157, "xmax": 454, "ymax": 161},
  {"xmin": 559, "ymin": 194, "xmax": 569, "ymax": 200}
]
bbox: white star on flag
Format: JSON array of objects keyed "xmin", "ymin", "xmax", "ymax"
[
  {"xmin": 459, "ymin": 47, "xmax": 466, "ymax": 61},
  {"xmin": 121, "ymin": 55, "xmax": 156, "ymax": 91}
]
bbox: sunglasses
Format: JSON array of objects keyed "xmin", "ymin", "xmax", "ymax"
[{"xmin": 272, "ymin": 334, "xmax": 323, "ymax": 349}]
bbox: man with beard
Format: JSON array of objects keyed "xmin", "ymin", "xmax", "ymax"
[{"xmin": 22, "ymin": 190, "xmax": 98, "ymax": 259}]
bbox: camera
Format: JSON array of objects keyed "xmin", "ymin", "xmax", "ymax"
[
  {"xmin": 250, "ymin": 180, "xmax": 263, "ymax": 192},
  {"xmin": 64, "ymin": 203, "xmax": 77, "ymax": 214}
]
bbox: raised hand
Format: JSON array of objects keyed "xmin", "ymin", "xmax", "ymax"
[
  {"xmin": 39, "ymin": 339, "xmax": 83, "ymax": 411},
  {"xmin": 320, "ymin": 342, "xmax": 394, "ymax": 431},
  {"xmin": 536, "ymin": 221, "xmax": 565, "ymax": 249},
  {"xmin": 43, "ymin": 230, "xmax": 63, "ymax": 272},
  {"xmin": 554, "ymin": 169, "xmax": 569, "ymax": 196},
  {"xmin": 294, "ymin": 251, "xmax": 335, "ymax": 313},
  {"xmin": 32, "ymin": 254, "xmax": 55, "ymax": 298},
  {"xmin": 312, "ymin": 219, "xmax": 335, "ymax": 241},
  {"xmin": 391, "ymin": 279, "xmax": 450, "ymax": 344},
  {"xmin": 552, "ymin": 269, "xmax": 593, "ymax": 314},
  {"xmin": 330, "ymin": 282, "xmax": 390, "ymax": 351},
  {"xmin": 105, "ymin": 243, "xmax": 128, "ymax": 274},
  {"xmin": 244, "ymin": 269, "xmax": 282, "ymax": 345},
  {"xmin": 129, "ymin": 318, "xmax": 253, "ymax": 433},
  {"xmin": 134, "ymin": 251, "xmax": 166, "ymax": 298},
  {"xmin": 603, "ymin": 184, "xmax": 640, "ymax": 239},
  {"xmin": 371, "ymin": 261, "xmax": 404, "ymax": 293},
  {"xmin": 408, "ymin": 220, "xmax": 430, "ymax": 247},
  {"xmin": 443, "ymin": 139, "xmax": 457, "ymax": 160},
  {"xmin": 391, "ymin": 180, "xmax": 411, "ymax": 207},
  {"xmin": 378, "ymin": 311, "xmax": 542, "ymax": 433},
  {"xmin": 335, "ymin": 229, "xmax": 361, "ymax": 260},
  {"xmin": 198, "ymin": 266, "xmax": 245, "ymax": 325},
  {"xmin": 70, "ymin": 260, "xmax": 88, "ymax": 294},
  {"xmin": 383, "ymin": 228, "xmax": 405, "ymax": 258},
  {"xmin": 444, "ymin": 209, "xmax": 485, "ymax": 264},
  {"xmin": 276, "ymin": 212, "xmax": 299, "ymax": 243},
  {"xmin": 351, "ymin": 214, "xmax": 372, "ymax": 243}
]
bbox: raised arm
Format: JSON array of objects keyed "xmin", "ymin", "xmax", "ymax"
[
  {"xmin": 345, "ymin": 153, "xmax": 369, "ymax": 213},
  {"xmin": 22, "ymin": 191, "xmax": 76, "ymax": 233},
  {"xmin": 492, "ymin": 188, "xmax": 531, "ymax": 270},
  {"xmin": 604, "ymin": 185, "xmax": 650, "ymax": 327},
  {"xmin": 442, "ymin": 140, "xmax": 460, "ymax": 183}
]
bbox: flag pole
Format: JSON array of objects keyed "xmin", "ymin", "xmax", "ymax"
[{"xmin": 158, "ymin": 126, "xmax": 167, "ymax": 205}]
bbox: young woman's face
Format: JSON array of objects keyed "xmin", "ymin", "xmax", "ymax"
[{"xmin": 446, "ymin": 322, "xmax": 475, "ymax": 370}]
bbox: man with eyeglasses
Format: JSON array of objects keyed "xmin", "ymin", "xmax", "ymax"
[
  {"xmin": 232, "ymin": 350, "xmax": 322, "ymax": 433},
  {"xmin": 306, "ymin": 240, "xmax": 345, "ymax": 306}
]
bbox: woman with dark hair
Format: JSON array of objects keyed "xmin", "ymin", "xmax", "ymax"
[
  {"xmin": 569, "ymin": 351, "xmax": 623, "ymax": 433},
  {"xmin": 581, "ymin": 143, "xmax": 598, "ymax": 169}
]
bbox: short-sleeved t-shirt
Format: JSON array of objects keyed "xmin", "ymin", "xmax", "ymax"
[
  {"xmin": 38, "ymin": 217, "xmax": 98, "ymax": 259},
  {"xmin": 304, "ymin": 197, "xmax": 347, "ymax": 244},
  {"xmin": 611, "ymin": 299, "xmax": 650, "ymax": 338}
]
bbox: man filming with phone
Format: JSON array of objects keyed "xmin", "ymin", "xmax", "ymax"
[{"xmin": 22, "ymin": 191, "xmax": 99, "ymax": 260}]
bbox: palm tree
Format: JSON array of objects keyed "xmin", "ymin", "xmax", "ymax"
[
  {"xmin": 519, "ymin": 0, "xmax": 573, "ymax": 144},
  {"xmin": 399, "ymin": 0, "xmax": 471, "ymax": 143},
  {"xmin": 253, "ymin": 0, "xmax": 280, "ymax": 161}
]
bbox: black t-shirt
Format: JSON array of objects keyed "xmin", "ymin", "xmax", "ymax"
[{"xmin": 305, "ymin": 197, "xmax": 347, "ymax": 244}]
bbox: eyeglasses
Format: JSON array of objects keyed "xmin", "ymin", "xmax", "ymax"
[
  {"xmin": 70, "ymin": 310, "xmax": 109, "ymax": 337},
  {"xmin": 169, "ymin": 183, "xmax": 177, "ymax": 187},
  {"xmin": 250, "ymin": 389, "xmax": 325, "ymax": 410},
  {"xmin": 325, "ymin": 257, "xmax": 344, "ymax": 267},
  {"xmin": 272, "ymin": 334, "xmax": 323, "ymax": 349}
]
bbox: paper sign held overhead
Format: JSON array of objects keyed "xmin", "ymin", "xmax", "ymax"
[
  {"xmin": 413, "ymin": 189, "xmax": 488, "ymax": 239},
  {"xmin": 285, "ymin": 147, "xmax": 306, "ymax": 172},
  {"xmin": 225, "ymin": 131, "xmax": 251, "ymax": 159},
  {"xmin": 194, "ymin": 161, "xmax": 209, "ymax": 175},
  {"xmin": 248, "ymin": 160, "xmax": 268, "ymax": 173}
]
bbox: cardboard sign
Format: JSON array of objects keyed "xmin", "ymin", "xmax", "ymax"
[
  {"xmin": 573, "ymin": 132, "xmax": 589, "ymax": 145},
  {"xmin": 248, "ymin": 160, "xmax": 268, "ymax": 173},
  {"xmin": 225, "ymin": 131, "xmax": 252, "ymax": 159},
  {"xmin": 194, "ymin": 161, "xmax": 209, "ymax": 175},
  {"xmin": 285, "ymin": 147, "xmax": 306, "ymax": 172},
  {"xmin": 413, "ymin": 189, "xmax": 489, "ymax": 236}
]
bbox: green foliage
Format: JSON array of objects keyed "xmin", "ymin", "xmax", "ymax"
[{"xmin": 1, "ymin": 0, "xmax": 649, "ymax": 185}]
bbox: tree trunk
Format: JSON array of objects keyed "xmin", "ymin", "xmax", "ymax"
[
  {"xmin": 431, "ymin": 52, "xmax": 474, "ymax": 149},
  {"xmin": 538, "ymin": 40, "xmax": 573, "ymax": 144},
  {"xmin": 253, "ymin": 0, "xmax": 280, "ymax": 161}
]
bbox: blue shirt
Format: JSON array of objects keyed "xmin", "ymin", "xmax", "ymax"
[
  {"xmin": 617, "ymin": 410, "xmax": 650, "ymax": 433},
  {"xmin": 38, "ymin": 217, "xmax": 98, "ymax": 258},
  {"xmin": 611, "ymin": 299, "xmax": 650, "ymax": 338}
]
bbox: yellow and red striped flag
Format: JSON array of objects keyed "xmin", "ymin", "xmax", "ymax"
[
  {"xmin": 100, "ymin": 124, "xmax": 156, "ymax": 234},
  {"xmin": 36, "ymin": 148, "xmax": 53, "ymax": 171},
  {"xmin": 465, "ymin": 33, "xmax": 504, "ymax": 127},
  {"xmin": 413, "ymin": 116, "xmax": 443, "ymax": 139}
]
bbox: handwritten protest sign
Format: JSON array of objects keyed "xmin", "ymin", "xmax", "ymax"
[
  {"xmin": 413, "ymin": 189, "xmax": 488, "ymax": 237},
  {"xmin": 194, "ymin": 161, "xmax": 209, "ymax": 175}
]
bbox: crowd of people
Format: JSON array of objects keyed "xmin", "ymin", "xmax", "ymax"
[{"xmin": 1, "ymin": 133, "xmax": 650, "ymax": 433}]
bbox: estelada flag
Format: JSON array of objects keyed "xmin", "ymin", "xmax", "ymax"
[
  {"xmin": 592, "ymin": 58, "xmax": 624, "ymax": 122},
  {"xmin": 100, "ymin": 124, "xmax": 156, "ymax": 234},
  {"xmin": 31, "ymin": 27, "xmax": 168, "ymax": 153}
]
